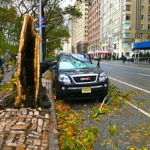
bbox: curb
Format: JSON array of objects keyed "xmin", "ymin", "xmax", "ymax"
[
  {"xmin": 49, "ymin": 94, "xmax": 59, "ymax": 150},
  {"xmin": 42, "ymin": 71, "xmax": 59, "ymax": 150}
]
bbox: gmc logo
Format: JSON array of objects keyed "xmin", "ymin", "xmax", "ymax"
[{"xmin": 80, "ymin": 77, "xmax": 91, "ymax": 81}]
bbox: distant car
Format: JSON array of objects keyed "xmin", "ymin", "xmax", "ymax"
[
  {"xmin": 128, "ymin": 56, "xmax": 134, "ymax": 62},
  {"xmin": 54, "ymin": 53, "xmax": 109, "ymax": 100},
  {"xmin": 93, "ymin": 56, "xmax": 98, "ymax": 60}
]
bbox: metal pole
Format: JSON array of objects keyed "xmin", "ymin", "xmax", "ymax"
[{"xmin": 39, "ymin": 0, "xmax": 43, "ymax": 62}]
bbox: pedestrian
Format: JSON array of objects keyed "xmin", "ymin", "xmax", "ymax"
[
  {"xmin": 0, "ymin": 56, "xmax": 3, "ymax": 69},
  {"xmin": 97, "ymin": 56, "xmax": 101, "ymax": 67},
  {"xmin": 122, "ymin": 55, "xmax": 126, "ymax": 63},
  {"xmin": 4, "ymin": 49, "xmax": 11, "ymax": 71},
  {"xmin": 15, "ymin": 53, "xmax": 18, "ymax": 65},
  {"xmin": 117, "ymin": 55, "xmax": 119, "ymax": 61},
  {"xmin": 0, "ymin": 56, "xmax": 4, "ymax": 75}
]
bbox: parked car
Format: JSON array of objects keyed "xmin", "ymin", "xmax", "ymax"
[{"xmin": 54, "ymin": 53, "xmax": 109, "ymax": 101}]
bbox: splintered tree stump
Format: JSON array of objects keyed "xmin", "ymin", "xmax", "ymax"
[{"xmin": 13, "ymin": 14, "xmax": 51, "ymax": 108}]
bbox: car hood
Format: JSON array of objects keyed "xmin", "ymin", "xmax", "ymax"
[{"xmin": 58, "ymin": 67, "xmax": 104, "ymax": 76}]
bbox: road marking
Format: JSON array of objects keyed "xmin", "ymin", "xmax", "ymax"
[
  {"xmin": 109, "ymin": 76, "xmax": 150, "ymax": 117},
  {"xmin": 106, "ymin": 67, "xmax": 113, "ymax": 69},
  {"xmin": 102, "ymin": 62, "xmax": 150, "ymax": 71},
  {"xmin": 109, "ymin": 76, "xmax": 150, "ymax": 94},
  {"xmin": 138, "ymin": 73, "xmax": 150, "ymax": 77},
  {"xmin": 125, "ymin": 101, "xmax": 150, "ymax": 118}
]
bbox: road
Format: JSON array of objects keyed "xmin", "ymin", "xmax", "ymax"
[
  {"xmin": 70, "ymin": 61, "xmax": 150, "ymax": 150},
  {"xmin": 100, "ymin": 61, "xmax": 150, "ymax": 92}
]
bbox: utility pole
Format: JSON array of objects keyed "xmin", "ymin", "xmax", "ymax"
[{"xmin": 39, "ymin": 0, "xmax": 43, "ymax": 62}]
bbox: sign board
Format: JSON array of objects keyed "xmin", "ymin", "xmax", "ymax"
[{"xmin": 35, "ymin": 17, "xmax": 46, "ymax": 30}]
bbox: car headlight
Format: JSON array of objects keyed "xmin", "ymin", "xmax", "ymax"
[
  {"xmin": 99, "ymin": 72, "xmax": 108, "ymax": 82},
  {"xmin": 58, "ymin": 74, "xmax": 71, "ymax": 84}
]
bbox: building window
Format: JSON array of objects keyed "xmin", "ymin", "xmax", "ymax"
[
  {"xmin": 122, "ymin": 43, "xmax": 130, "ymax": 48},
  {"xmin": 141, "ymin": 24, "xmax": 144, "ymax": 30},
  {"xmin": 141, "ymin": 15, "xmax": 144, "ymax": 20},
  {"xmin": 114, "ymin": 19, "xmax": 118, "ymax": 25},
  {"xmin": 123, "ymin": 14, "xmax": 131, "ymax": 20},
  {"xmin": 141, "ymin": 6, "xmax": 144, "ymax": 12},
  {"xmin": 122, "ymin": 33, "xmax": 131, "ymax": 39},
  {"xmin": 140, "ymin": 33, "xmax": 144, "ymax": 39},
  {"xmin": 148, "ymin": 6, "xmax": 150, "ymax": 15},
  {"xmin": 126, "ymin": 5, "xmax": 131, "ymax": 11},
  {"xmin": 113, "ymin": 27, "xmax": 118, "ymax": 34},
  {"xmin": 148, "ymin": 15, "xmax": 150, "ymax": 21},
  {"xmin": 148, "ymin": 24, "xmax": 150, "ymax": 30},
  {"xmin": 123, "ymin": 23, "xmax": 131, "ymax": 29}
]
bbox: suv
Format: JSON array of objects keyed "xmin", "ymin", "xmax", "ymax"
[{"xmin": 54, "ymin": 53, "xmax": 109, "ymax": 101}]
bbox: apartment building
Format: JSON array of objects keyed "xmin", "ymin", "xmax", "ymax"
[
  {"xmin": 71, "ymin": 0, "xmax": 88, "ymax": 53},
  {"xmin": 70, "ymin": 0, "xmax": 150, "ymax": 58},
  {"xmin": 104, "ymin": 0, "xmax": 150, "ymax": 58},
  {"xmin": 87, "ymin": 0, "xmax": 101, "ymax": 58},
  {"xmin": 61, "ymin": 20, "xmax": 72, "ymax": 54},
  {"xmin": 87, "ymin": 0, "xmax": 150, "ymax": 58}
]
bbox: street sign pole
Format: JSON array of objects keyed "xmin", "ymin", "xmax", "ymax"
[{"xmin": 39, "ymin": 0, "xmax": 43, "ymax": 62}]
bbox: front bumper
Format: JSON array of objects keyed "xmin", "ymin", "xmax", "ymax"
[{"xmin": 56, "ymin": 83, "xmax": 109, "ymax": 100}]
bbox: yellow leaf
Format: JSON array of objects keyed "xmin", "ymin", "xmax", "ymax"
[{"xmin": 129, "ymin": 148, "xmax": 135, "ymax": 150}]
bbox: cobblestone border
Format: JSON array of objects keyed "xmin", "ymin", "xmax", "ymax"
[{"xmin": 42, "ymin": 77, "xmax": 59, "ymax": 150}]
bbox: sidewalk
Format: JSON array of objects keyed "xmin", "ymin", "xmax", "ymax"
[{"xmin": 0, "ymin": 70, "xmax": 59, "ymax": 150}]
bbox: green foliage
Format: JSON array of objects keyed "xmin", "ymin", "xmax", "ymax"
[
  {"xmin": 0, "ymin": 0, "xmax": 83, "ymax": 60},
  {"xmin": 90, "ymin": 84, "xmax": 131, "ymax": 122},
  {"xmin": 0, "ymin": 7, "xmax": 18, "ymax": 29},
  {"xmin": 47, "ymin": 27, "xmax": 70, "ymax": 53},
  {"xmin": 108, "ymin": 124, "xmax": 117, "ymax": 136},
  {"xmin": 0, "ymin": 5, "xmax": 19, "ymax": 52},
  {"xmin": 64, "ymin": 6, "xmax": 82, "ymax": 18},
  {"xmin": 56, "ymin": 100, "xmax": 99, "ymax": 150}
]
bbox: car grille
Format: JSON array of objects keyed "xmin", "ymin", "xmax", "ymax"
[{"xmin": 71, "ymin": 74, "xmax": 98, "ymax": 84}]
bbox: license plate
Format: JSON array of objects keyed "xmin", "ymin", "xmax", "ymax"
[{"xmin": 82, "ymin": 87, "xmax": 91, "ymax": 93}]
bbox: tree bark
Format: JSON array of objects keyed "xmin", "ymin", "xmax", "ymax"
[{"xmin": 13, "ymin": 14, "xmax": 51, "ymax": 108}]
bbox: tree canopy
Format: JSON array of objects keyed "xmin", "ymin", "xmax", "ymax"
[{"xmin": 0, "ymin": 0, "xmax": 82, "ymax": 58}]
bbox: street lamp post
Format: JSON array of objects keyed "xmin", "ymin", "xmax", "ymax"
[{"xmin": 39, "ymin": 0, "xmax": 43, "ymax": 62}]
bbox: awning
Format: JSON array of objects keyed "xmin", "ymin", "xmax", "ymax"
[
  {"xmin": 98, "ymin": 51, "xmax": 110, "ymax": 54},
  {"xmin": 132, "ymin": 41, "xmax": 150, "ymax": 50}
]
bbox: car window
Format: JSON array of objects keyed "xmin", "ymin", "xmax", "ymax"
[
  {"xmin": 59, "ymin": 62, "xmax": 75, "ymax": 69},
  {"xmin": 58, "ymin": 57, "xmax": 96, "ymax": 70}
]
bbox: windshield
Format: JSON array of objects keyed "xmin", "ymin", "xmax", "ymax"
[
  {"xmin": 71, "ymin": 54, "xmax": 90, "ymax": 62},
  {"xmin": 58, "ymin": 56, "xmax": 96, "ymax": 70}
]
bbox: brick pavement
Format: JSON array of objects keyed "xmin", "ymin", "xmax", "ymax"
[{"xmin": 0, "ymin": 70, "xmax": 59, "ymax": 150}]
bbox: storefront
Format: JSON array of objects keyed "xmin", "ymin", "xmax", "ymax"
[{"xmin": 132, "ymin": 41, "xmax": 150, "ymax": 62}]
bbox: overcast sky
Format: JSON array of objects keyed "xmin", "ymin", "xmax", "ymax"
[{"xmin": 60, "ymin": 0, "xmax": 76, "ymax": 8}]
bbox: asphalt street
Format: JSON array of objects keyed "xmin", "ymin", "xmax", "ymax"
[{"xmin": 70, "ymin": 60, "xmax": 150, "ymax": 150}]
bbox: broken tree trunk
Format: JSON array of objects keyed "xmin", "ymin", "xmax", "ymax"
[{"xmin": 13, "ymin": 14, "xmax": 51, "ymax": 108}]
